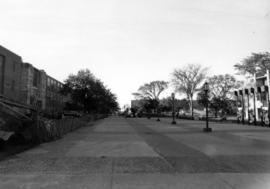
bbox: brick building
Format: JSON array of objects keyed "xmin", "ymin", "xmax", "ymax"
[
  {"xmin": 0, "ymin": 45, "xmax": 64, "ymax": 114},
  {"xmin": 20, "ymin": 63, "xmax": 47, "ymax": 110},
  {"xmin": 45, "ymin": 75, "xmax": 64, "ymax": 115},
  {"xmin": 0, "ymin": 45, "xmax": 23, "ymax": 102}
]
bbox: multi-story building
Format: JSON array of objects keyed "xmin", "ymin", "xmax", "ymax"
[
  {"xmin": 0, "ymin": 45, "xmax": 64, "ymax": 115},
  {"xmin": 45, "ymin": 75, "xmax": 64, "ymax": 115},
  {"xmin": 20, "ymin": 63, "xmax": 47, "ymax": 110},
  {"xmin": 0, "ymin": 45, "xmax": 23, "ymax": 103},
  {"xmin": 235, "ymin": 70, "xmax": 270, "ymax": 124}
]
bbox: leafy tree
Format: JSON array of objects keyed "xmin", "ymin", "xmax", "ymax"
[
  {"xmin": 178, "ymin": 98, "xmax": 190, "ymax": 112},
  {"xmin": 172, "ymin": 64, "xmax": 208, "ymax": 117},
  {"xmin": 159, "ymin": 97, "xmax": 189, "ymax": 113},
  {"xmin": 143, "ymin": 99, "xmax": 159, "ymax": 113},
  {"xmin": 197, "ymin": 74, "xmax": 240, "ymax": 117},
  {"xmin": 62, "ymin": 69, "xmax": 119, "ymax": 114},
  {"xmin": 197, "ymin": 90, "xmax": 208, "ymax": 108},
  {"xmin": 208, "ymin": 74, "xmax": 241, "ymax": 99},
  {"xmin": 234, "ymin": 52, "xmax": 270, "ymax": 76},
  {"xmin": 130, "ymin": 107, "xmax": 138, "ymax": 117}
]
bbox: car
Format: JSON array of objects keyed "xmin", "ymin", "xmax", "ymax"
[{"xmin": 63, "ymin": 111, "xmax": 82, "ymax": 117}]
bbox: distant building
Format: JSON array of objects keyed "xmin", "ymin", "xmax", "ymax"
[
  {"xmin": 131, "ymin": 99, "xmax": 145, "ymax": 109},
  {"xmin": 20, "ymin": 63, "xmax": 47, "ymax": 110},
  {"xmin": 45, "ymin": 75, "xmax": 64, "ymax": 114}
]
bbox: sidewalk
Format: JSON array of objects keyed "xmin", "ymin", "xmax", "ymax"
[{"xmin": 0, "ymin": 116, "xmax": 269, "ymax": 189}]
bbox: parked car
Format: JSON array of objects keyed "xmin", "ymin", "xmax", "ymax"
[{"xmin": 63, "ymin": 111, "xmax": 82, "ymax": 117}]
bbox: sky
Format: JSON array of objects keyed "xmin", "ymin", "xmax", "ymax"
[{"xmin": 0, "ymin": 0, "xmax": 270, "ymax": 107}]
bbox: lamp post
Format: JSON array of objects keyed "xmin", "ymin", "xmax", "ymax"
[
  {"xmin": 251, "ymin": 88, "xmax": 256, "ymax": 125},
  {"xmin": 239, "ymin": 90, "xmax": 245, "ymax": 125},
  {"xmin": 156, "ymin": 99, "xmax": 160, "ymax": 121},
  {"xmin": 245, "ymin": 89, "xmax": 250, "ymax": 125},
  {"xmin": 203, "ymin": 82, "xmax": 212, "ymax": 132},
  {"xmin": 171, "ymin": 93, "xmax": 176, "ymax": 124},
  {"xmin": 84, "ymin": 93, "xmax": 88, "ymax": 113}
]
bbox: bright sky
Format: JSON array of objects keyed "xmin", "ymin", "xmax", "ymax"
[{"xmin": 0, "ymin": 0, "xmax": 270, "ymax": 107}]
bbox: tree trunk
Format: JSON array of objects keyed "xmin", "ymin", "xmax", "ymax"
[
  {"xmin": 187, "ymin": 96, "xmax": 192, "ymax": 117},
  {"xmin": 190, "ymin": 95, "xmax": 194, "ymax": 118}
]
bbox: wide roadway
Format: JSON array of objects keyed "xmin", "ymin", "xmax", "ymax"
[{"xmin": 0, "ymin": 116, "xmax": 270, "ymax": 189}]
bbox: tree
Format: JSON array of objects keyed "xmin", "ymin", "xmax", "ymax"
[
  {"xmin": 197, "ymin": 90, "xmax": 208, "ymax": 108},
  {"xmin": 234, "ymin": 52, "xmax": 270, "ymax": 76},
  {"xmin": 159, "ymin": 97, "xmax": 189, "ymax": 113},
  {"xmin": 132, "ymin": 81, "xmax": 168, "ymax": 119},
  {"xmin": 130, "ymin": 107, "xmax": 138, "ymax": 117},
  {"xmin": 177, "ymin": 99, "xmax": 190, "ymax": 112},
  {"xmin": 172, "ymin": 64, "xmax": 208, "ymax": 117},
  {"xmin": 197, "ymin": 74, "xmax": 241, "ymax": 117},
  {"xmin": 62, "ymin": 69, "xmax": 119, "ymax": 114},
  {"xmin": 208, "ymin": 74, "xmax": 241, "ymax": 100},
  {"xmin": 133, "ymin": 81, "xmax": 169, "ymax": 100}
]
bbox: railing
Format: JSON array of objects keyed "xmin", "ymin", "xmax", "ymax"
[
  {"xmin": 0, "ymin": 94, "xmax": 35, "ymax": 121},
  {"xmin": 0, "ymin": 94, "xmax": 35, "ymax": 111}
]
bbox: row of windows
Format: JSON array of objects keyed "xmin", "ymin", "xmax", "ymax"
[
  {"xmin": 33, "ymin": 69, "xmax": 40, "ymax": 87},
  {"xmin": 12, "ymin": 61, "xmax": 20, "ymax": 72},
  {"xmin": 47, "ymin": 77, "xmax": 63, "ymax": 92},
  {"xmin": 0, "ymin": 52, "xmax": 63, "ymax": 101}
]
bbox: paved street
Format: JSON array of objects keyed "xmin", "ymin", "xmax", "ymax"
[{"xmin": 1, "ymin": 117, "xmax": 270, "ymax": 188}]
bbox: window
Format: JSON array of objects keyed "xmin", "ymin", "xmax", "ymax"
[
  {"xmin": 13, "ymin": 61, "xmax": 16, "ymax": 72},
  {"xmin": 47, "ymin": 78, "xmax": 50, "ymax": 87},
  {"xmin": 33, "ymin": 69, "xmax": 38, "ymax": 87},
  {"xmin": 11, "ymin": 80, "xmax": 15, "ymax": 91}
]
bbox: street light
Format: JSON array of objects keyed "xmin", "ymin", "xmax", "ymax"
[
  {"xmin": 171, "ymin": 93, "xmax": 176, "ymax": 124},
  {"xmin": 156, "ymin": 99, "xmax": 160, "ymax": 121},
  {"xmin": 84, "ymin": 93, "xmax": 88, "ymax": 113},
  {"xmin": 203, "ymin": 82, "xmax": 212, "ymax": 132}
]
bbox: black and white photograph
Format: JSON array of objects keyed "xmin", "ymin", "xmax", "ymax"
[{"xmin": 0, "ymin": 0, "xmax": 270, "ymax": 188}]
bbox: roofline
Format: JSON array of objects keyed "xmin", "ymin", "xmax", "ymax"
[{"xmin": 0, "ymin": 45, "xmax": 22, "ymax": 59}]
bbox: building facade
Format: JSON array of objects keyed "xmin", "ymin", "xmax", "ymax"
[
  {"xmin": 0, "ymin": 45, "xmax": 64, "ymax": 114},
  {"xmin": 235, "ymin": 70, "xmax": 270, "ymax": 124},
  {"xmin": 0, "ymin": 45, "xmax": 23, "ymax": 102}
]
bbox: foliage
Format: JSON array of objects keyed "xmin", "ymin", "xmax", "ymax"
[
  {"xmin": 132, "ymin": 81, "xmax": 168, "ymax": 115},
  {"xmin": 177, "ymin": 98, "xmax": 190, "ymax": 111},
  {"xmin": 234, "ymin": 52, "xmax": 270, "ymax": 76},
  {"xmin": 208, "ymin": 74, "xmax": 242, "ymax": 99},
  {"xmin": 143, "ymin": 99, "xmax": 159, "ymax": 113},
  {"xmin": 197, "ymin": 74, "xmax": 240, "ymax": 117},
  {"xmin": 172, "ymin": 64, "xmax": 208, "ymax": 117},
  {"xmin": 130, "ymin": 107, "xmax": 138, "ymax": 117},
  {"xmin": 62, "ymin": 69, "xmax": 119, "ymax": 114},
  {"xmin": 197, "ymin": 90, "xmax": 209, "ymax": 108},
  {"xmin": 159, "ymin": 97, "xmax": 189, "ymax": 112}
]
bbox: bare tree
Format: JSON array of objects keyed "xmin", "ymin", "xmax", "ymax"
[
  {"xmin": 172, "ymin": 64, "xmax": 208, "ymax": 117},
  {"xmin": 132, "ymin": 81, "xmax": 168, "ymax": 120},
  {"xmin": 133, "ymin": 81, "xmax": 169, "ymax": 100}
]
